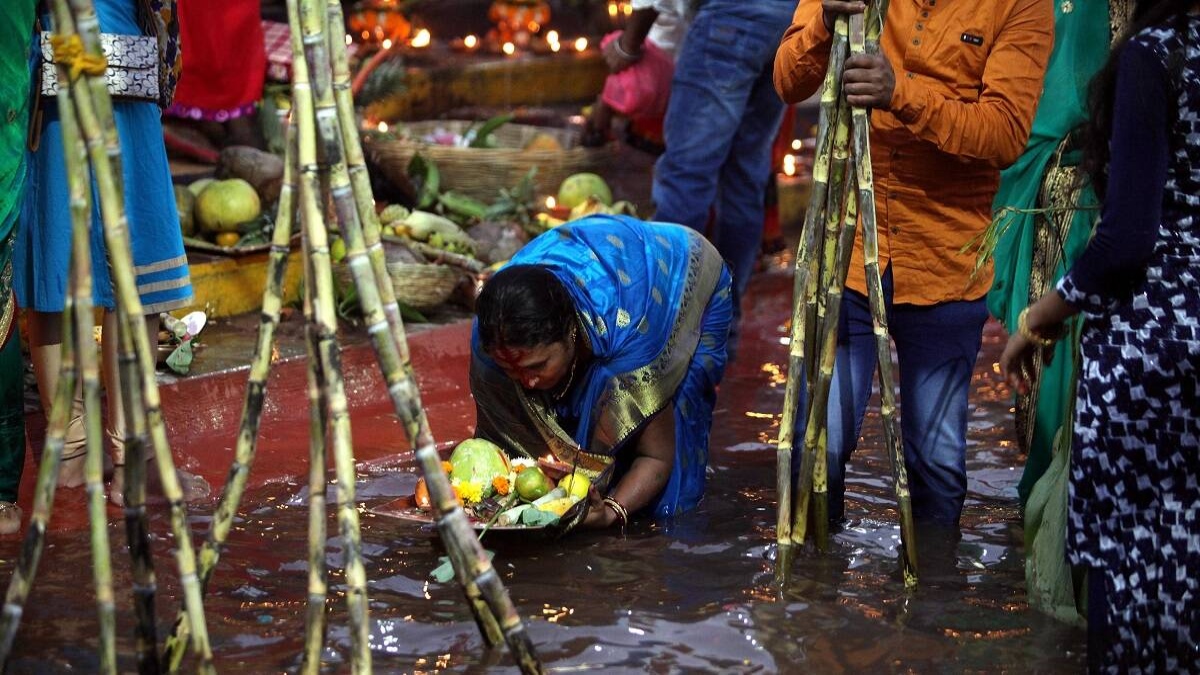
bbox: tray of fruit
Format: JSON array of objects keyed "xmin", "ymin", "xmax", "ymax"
[{"xmin": 370, "ymin": 439, "xmax": 591, "ymax": 534}]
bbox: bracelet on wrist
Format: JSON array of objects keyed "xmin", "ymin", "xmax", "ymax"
[
  {"xmin": 1018, "ymin": 307, "xmax": 1057, "ymax": 347},
  {"xmin": 602, "ymin": 496, "xmax": 629, "ymax": 529},
  {"xmin": 610, "ymin": 38, "xmax": 642, "ymax": 62}
]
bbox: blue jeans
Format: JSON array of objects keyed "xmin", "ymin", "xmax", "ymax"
[
  {"xmin": 796, "ymin": 268, "xmax": 990, "ymax": 527},
  {"xmin": 652, "ymin": 0, "xmax": 795, "ymax": 327}
]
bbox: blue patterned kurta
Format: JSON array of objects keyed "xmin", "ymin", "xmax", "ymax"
[{"xmin": 1056, "ymin": 19, "xmax": 1200, "ymax": 672}]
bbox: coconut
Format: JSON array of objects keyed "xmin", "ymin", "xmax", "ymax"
[
  {"xmin": 556, "ymin": 172, "xmax": 612, "ymax": 210},
  {"xmin": 195, "ymin": 178, "xmax": 262, "ymax": 235},
  {"xmin": 174, "ymin": 185, "xmax": 196, "ymax": 237},
  {"xmin": 448, "ymin": 438, "xmax": 511, "ymax": 497}
]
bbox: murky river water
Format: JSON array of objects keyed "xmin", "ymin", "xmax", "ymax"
[{"xmin": 0, "ymin": 260, "xmax": 1086, "ymax": 673}]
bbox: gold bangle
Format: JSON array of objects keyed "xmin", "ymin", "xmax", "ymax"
[
  {"xmin": 1018, "ymin": 307, "xmax": 1056, "ymax": 347},
  {"xmin": 602, "ymin": 496, "xmax": 628, "ymax": 529}
]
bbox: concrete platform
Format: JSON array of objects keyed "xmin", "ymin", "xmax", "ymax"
[{"xmin": 17, "ymin": 306, "xmax": 478, "ymax": 534}]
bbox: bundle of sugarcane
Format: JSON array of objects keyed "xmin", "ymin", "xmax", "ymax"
[
  {"xmin": 164, "ymin": 0, "xmax": 545, "ymax": 671},
  {"xmin": 775, "ymin": 1, "xmax": 919, "ymax": 587},
  {"xmin": 0, "ymin": 0, "xmax": 216, "ymax": 672}
]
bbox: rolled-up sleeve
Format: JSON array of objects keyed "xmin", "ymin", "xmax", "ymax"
[
  {"xmin": 889, "ymin": 0, "xmax": 1053, "ymax": 167},
  {"xmin": 773, "ymin": 0, "xmax": 833, "ymax": 103}
]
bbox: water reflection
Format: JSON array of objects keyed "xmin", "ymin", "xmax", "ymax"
[{"xmin": 0, "ymin": 263, "xmax": 1086, "ymax": 672}]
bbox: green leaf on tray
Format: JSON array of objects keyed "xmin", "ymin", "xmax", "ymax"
[
  {"xmin": 519, "ymin": 508, "xmax": 560, "ymax": 527},
  {"xmin": 430, "ymin": 549, "xmax": 495, "ymax": 584}
]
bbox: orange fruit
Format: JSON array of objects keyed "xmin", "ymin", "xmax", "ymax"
[{"xmin": 215, "ymin": 232, "xmax": 240, "ymax": 248}]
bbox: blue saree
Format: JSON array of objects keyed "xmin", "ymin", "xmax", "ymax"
[{"xmin": 470, "ymin": 215, "xmax": 733, "ymax": 517}]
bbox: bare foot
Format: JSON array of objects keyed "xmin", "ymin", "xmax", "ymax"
[{"xmin": 0, "ymin": 502, "xmax": 22, "ymax": 536}]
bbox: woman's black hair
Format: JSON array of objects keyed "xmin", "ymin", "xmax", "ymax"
[
  {"xmin": 476, "ymin": 265, "xmax": 576, "ymax": 351},
  {"xmin": 1080, "ymin": 0, "xmax": 1194, "ymax": 199}
]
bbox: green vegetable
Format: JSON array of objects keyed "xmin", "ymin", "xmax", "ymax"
[
  {"xmin": 407, "ymin": 152, "xmax": 440, "ymax": 209},
  {"xmin": 437, "ymin": 190, "xmax": 489, "ymax": 222},
  {"xmin": 468, "ymin": 113, "xmax": 515, "ymax": 149}
]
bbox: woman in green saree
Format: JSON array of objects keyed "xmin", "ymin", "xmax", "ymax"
[
  {"xmin": 470, "ymin": 215, "xmax": 733, "ymax": 530},
  {"xmin": 0, "ymin": 0, "xmax": 37, "ymax": 535},
  {"xmin": 986, "ymin": 0, "xmax": 1133, "ymax": 622}
]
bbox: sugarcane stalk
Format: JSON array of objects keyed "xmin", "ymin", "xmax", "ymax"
[
  {"xmin": 304, "ymin": 1, "xmax": 539, "ymax": 667},
  {"xmin": 161, "ymin": 118, "xmax": 302, "ymax": 675},
  {"xmin": 848, "ymin": 10, "xmax": 917, "ymax": 587},
  {"xmin": 799, "ymin": 153, "xmax": 859, "ymax": 550},
  {"xmin": 0, "ymin": 287, "xmax": 77, "ymax": 669},
  {"xmin": 56, "ymin": 63, "xmax": 117, "ymax": 674},
  {"xmin": 57, "ymin": 0, "xmax": 216, "ymax": 665},
  {"xmin": 776, "ymin": 10, "xmax": 851, "ymax": 545},
  {"xmin": 786, "ymin": 15, "xmax": 853, "ymax": 547},
  {"xmin": 288, "ymin": 2, "xmax": 372, "ymax": 670},
  {"xmin": 324, "ymin": 0, "xmax": 416, "ymax": 366},
  {"xmin": 300, "ymin": 218, "xmax": 332, "ymax": 675},
  {"xmin": 41, "ymin": 5, "xmax": 162, "ymax": 669},
  {"xmin": 307, "ymin": 7, "xmax": 500, "ymax": 652}
]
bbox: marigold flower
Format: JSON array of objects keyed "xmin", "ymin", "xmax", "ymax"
[
  {"xmin": 493, "ymin": 475, "xmax": 511, "ymax": 495},
  {"xmin": 456, "ymin": 479, "xmax": 484, "ymax": 504},
  {"xmin": 442, "ymin": 461, "xmax": 454, "ymax": 474}
]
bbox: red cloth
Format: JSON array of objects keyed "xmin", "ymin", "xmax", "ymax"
[
  {"xmin": 599, "ymin": 31, "xmax": 674, "ymax": 123},
  {"xmin": 171, "ymin": 0, "xmax": 267, "ymax": 115}
]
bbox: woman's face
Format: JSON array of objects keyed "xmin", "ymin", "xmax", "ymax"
[{"xmin": 489, "ymin": 339, "xmax": 573, "ymax": 392}]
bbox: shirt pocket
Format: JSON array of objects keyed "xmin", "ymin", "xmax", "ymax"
[{"xmin": 950, "ymin": 26, "xmax": 989, "ymax": 99}]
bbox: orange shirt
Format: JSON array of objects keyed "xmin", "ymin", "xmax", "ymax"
[{"xmin": 774, "ymin": 0, "xmax": 1054, "ymax": 305}]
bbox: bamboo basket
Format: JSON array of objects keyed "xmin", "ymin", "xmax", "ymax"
[
  {"xmin": 365, "ymin": 120, "xmax": 612, "ymax": 201},
  {"xmin": 335, "ymin": 261, "xmax": 460, "ymax": 310}
]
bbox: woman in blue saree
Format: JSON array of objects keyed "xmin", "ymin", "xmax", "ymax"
[{"xmin": 470, "ymin": 215, "xmax": 733, "ymax": 529}]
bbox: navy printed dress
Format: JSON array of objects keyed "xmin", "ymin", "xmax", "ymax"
[{"xmin": 1056, "ymin": 20, "xmax": 1200, "ymax": 672}]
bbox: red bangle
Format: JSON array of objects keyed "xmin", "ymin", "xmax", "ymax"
[{"xmin": 602, "ymin": 497, "xmax": 628, "ymax": 528}]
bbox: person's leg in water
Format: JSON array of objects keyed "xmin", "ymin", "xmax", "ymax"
[
  {"xmin": 27, "ymin": 309, "xmax": 87, "ymax": 488},
  {"xmin": 100, "ymin": 310, "xmax": 159, "ymax": 507}
]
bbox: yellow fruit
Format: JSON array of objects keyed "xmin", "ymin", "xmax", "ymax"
[
  {"xmin": 195, "ymin": 178, "xmax": 261, "ymax": 234},
  {"xmin": 330, "ymin": 237, "xmax": 347, "ymax": 264},
  {"xmin": 382, "ymin": 225, "xmax": 397, "ymax": 237},
  {"xmin": 524, "ymin": 133, "xmax": 563, "ymax": 152},
  {"xmin": 215, "ymin": 232, "xmax": 240, "ymax": 248},
  {"xmin": 187, "ymin": 177, "xmax": 215, "ymax": 197},
  {"xmin": 558, "ymin": 473, "xmax": 590, "ymax": 500},
  {"xmin": 539, "ymin": 497, "xmax": 576, "ymax": 517}
]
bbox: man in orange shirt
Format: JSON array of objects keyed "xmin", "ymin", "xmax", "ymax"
[{"xmin": 774, "ymin": 0, "xmax": 1053, "ymax": 528}]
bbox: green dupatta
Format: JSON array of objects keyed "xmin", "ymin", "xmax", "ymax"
[{"xmin": 985, "ymin": 0, "xmax": 1112, "ymax": 505}]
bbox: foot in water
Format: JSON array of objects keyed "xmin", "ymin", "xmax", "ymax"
[{"xmin": 0, "ymin": 501, "xmax": 22, "ymax": 535}]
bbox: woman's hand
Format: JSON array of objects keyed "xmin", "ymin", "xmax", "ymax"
[
  {"xmin": 580, "ymin": 485, "xmax": 615, "ymax": 528},
  {"xmin": 999, "ymin": 294, "xmax": 1076, "ymax": 395},
  {"xmin": 999, "ymin": 331, "xmax": 1045, "ymax": 396}
]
